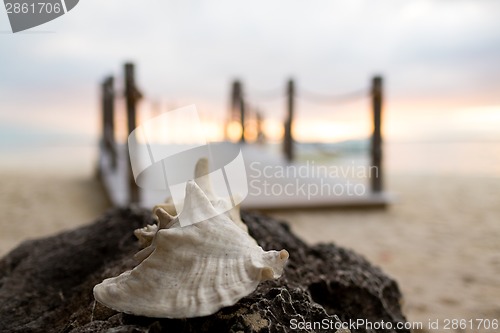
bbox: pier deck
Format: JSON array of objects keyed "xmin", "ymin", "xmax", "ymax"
[{"xmin": 98, "ymin": 143, "xmax": 393, "ymax": 210}]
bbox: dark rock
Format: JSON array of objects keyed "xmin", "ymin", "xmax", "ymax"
[{"xmin": 0, "ymin": 208, "xmax": 409, "ymax": 333}]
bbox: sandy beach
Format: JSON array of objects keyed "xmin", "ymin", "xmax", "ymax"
[
  {"xmin": 271, "ymin": 174, "xmax": 500, "ymax": 332},
  {"xmin": 0, "ymin": 169, "xmax": 110, "ymax": 257},
  {"xmin": 0, "ymin": 169, "xmax": 499, "ymax": 332}
]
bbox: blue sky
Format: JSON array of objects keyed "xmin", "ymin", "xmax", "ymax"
[{"xmin": 1, "ymin": 0, "xmax": 500, "ymax": 142}]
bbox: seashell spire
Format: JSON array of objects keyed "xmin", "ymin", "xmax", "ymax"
[
  {"xmin": 152, "ymin": 158, "xmax": 248, "ymax": 232},
  {"xmin": 93, "ymin": 159, "xmax": 289, "ymax": 318}
]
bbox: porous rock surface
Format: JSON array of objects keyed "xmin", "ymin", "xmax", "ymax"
[{"xmin": 0, "ymin": 207, "xmax": 409, "ymax": 333}]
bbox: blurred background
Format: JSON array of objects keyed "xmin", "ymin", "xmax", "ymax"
[
  {"xmin": 2, "ymin": 0, "xmax": 500, "ymax": 170},
  {"xmin": 1, "ymin": 1, "xmax": 499, "ymax": 332}
]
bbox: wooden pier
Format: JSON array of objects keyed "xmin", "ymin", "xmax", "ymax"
[{"xmin": 98, "ymin": 63, "xmax": 393, "ymax": 210}]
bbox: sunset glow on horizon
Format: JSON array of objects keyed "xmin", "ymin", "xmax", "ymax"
[
  {"xmin": 3, "ymin": 97, "xmax": 499, "ymax": 146},
  {"xmin": 170, "ymin": 100, "xmax": 500, "ymax": 144}
]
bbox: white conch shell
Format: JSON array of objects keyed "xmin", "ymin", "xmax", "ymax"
[
  {"xmin": 93, "ymin": 160, "xmax": 289, "ymax": 319},
  {"xmin": 132, "ymin": 158, "xmax": 248, "ymax": 263}
]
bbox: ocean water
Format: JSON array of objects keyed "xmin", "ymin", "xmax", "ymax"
[
  {"xmin": 295, "ymin": 140, "xmax": 500, "ymax": 178},
  {"xmin": 0, "ymin": 125, "xmax": 97, "ymax": 174},
  {"xmin": 385, "ymin": 141, "xmax": 500, "ymax": 177},
  {"xmin": 1, "ymin": 126, "xmax": 499, "ymax": 178}
]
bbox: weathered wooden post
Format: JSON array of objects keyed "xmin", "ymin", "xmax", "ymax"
[
  {"xmin": 256, "ymin": 111, "xmax": 265, "ymax": 144},
  {"xmin": 101, "ymin": 76, "xmax": 116, "ymax": 169},
  {"xmin": 124, "ymin": 63, "xmax": 142, "ymax": 204},
  {"xmin": 226, "ymin": 80, "xmax": 238, "ymax": 141},
  {"xmin": 235, "ymin": 80, "xmax": 246, "ymax": 143},
  {"xmin": 283, "ymin": 79, "xmax": 295, "ymax": 162},
  {"xmin": 370, "ymin": 76, "xmax": 383, "ymax": 193},
  {"xmin": 230, "ymin": 80, "xmax": 238, "ymax": 119}
]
